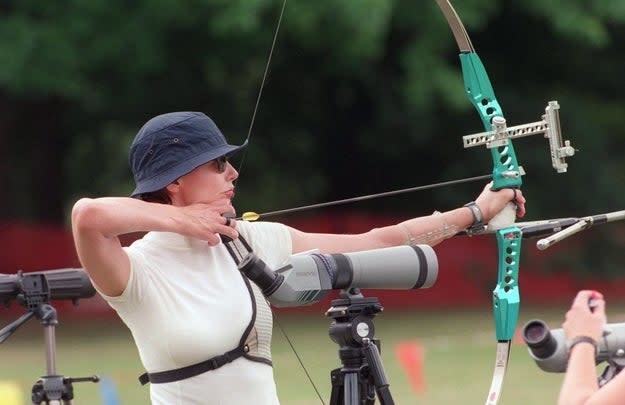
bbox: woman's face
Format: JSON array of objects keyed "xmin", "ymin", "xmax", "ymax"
[{"xmin": 168, "ymin": 157, "xmax": 238, "ymax": 207}]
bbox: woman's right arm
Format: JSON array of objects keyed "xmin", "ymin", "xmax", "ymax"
[{"xmin": 71, "ymin": 197, "xmax": 237, "ymax": 296}]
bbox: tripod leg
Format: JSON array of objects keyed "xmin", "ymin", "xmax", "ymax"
[
  {"xmin": 330, "ymin": 368, "xmax": 342, "ymax": 405},
  {"xmin": 329, "ymin": 368, "xmax": 362, "ymax": 405},
  {"xmin": 343, "ymin": 372, "xmax": 360, "ymax": 405},
  {"xmin": 362, "ymin": 339, "xmax": 394, "ymax": 405}
]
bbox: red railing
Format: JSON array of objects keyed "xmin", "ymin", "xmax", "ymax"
[{"xmin": 1, "ymin": 215, "xmax": 623, "ymax": 319}]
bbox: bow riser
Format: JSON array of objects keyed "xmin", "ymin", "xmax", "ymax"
[
  {"xmin": 461, "ymin": 51, "xmax": 523, "ymax": 342},
  {"xmin": 494, "ymin": 228, "xmax": 522, "ymax": 341}
]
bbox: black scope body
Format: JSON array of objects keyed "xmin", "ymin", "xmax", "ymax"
[{"xmin": 0, "ymin": 269, "xmax": 96, "ymax": 306}]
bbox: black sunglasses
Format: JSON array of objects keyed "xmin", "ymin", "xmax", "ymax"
[{"xmin": 214, "ymin": 156, "xmax": 229, "ymax": 173}]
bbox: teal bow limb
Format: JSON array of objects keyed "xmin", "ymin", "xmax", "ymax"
[
  {"xmin": 460, "ymin": 52, "xmax": 522, "ymax": 191},
  {"xmin": 493, "ymin": 227, "xmax": 522, "ymax": 341}
]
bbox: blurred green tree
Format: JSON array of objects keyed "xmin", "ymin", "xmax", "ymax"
[{"xmin": 1, "ymin": 0, "xmax": 625, "ymax": 275}]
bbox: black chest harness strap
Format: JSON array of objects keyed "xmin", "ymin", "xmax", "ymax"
[{"xmin": 138, "ymin": 235, "xmax": 265, "ymax": 385}]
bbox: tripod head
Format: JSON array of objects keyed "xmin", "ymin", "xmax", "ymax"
[
  {"xmin": 327, "ymin": 288, "xmax": 383, "ymax": 349},
  {"xmin": 326, "ymin": 289, "xmax": 394, "ymax": 405}
]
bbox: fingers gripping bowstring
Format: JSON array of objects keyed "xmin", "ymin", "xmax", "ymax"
[{"xmin": 234, "ymin": 0, "xmax": 288, "ymax": 182}]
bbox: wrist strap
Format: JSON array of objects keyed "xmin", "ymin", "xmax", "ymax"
[
  {"xmin": 567, "ymin": 335, "xmax": 598, "ymax": 355},
  {"xmin": 463, "ymin": 201, "xmax": 484, "ymax": 235}
]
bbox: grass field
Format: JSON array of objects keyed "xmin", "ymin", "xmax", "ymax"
[{"xmin": 0, "ymin": 303, "xmax": 599, "ymax": 404}]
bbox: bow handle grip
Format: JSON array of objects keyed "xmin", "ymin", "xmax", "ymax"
[{"xmin": 489, "ymin": 202, "xmax": 517, "ymax": 231}]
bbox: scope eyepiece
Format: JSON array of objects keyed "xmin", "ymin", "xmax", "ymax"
[
  {"xmin": 523, "ymin": 319, "xmax": 558, "ymax": 359},
  {"xmin": 238, "ymin": 253, "xmax": 284, "ymax": 296}
]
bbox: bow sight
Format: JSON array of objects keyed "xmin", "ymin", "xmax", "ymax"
[{"xmin": 462, "ymin": 101, "xmax": 575, "ymax": 174}]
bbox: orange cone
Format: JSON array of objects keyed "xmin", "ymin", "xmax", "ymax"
[
  {"xmin": 513, "ymin": 326, "xmax": 525, "ymax": 345},
  {"xmin": 394, "ymin": 340, "xmax": 426, "ymax": 395}
]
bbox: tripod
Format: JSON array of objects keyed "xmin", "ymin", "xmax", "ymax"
[
  {"xmin": 326, "ymin": 288, "xmax": 394, "ymax": 405},
  {"xmin": 0, "ymin": 278, "xmax": 99, "ymax": 404}
]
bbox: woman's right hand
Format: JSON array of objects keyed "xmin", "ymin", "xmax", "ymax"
[{"xmin": 178, "ymin": 199, "xmax": 239, "ymax": 245}]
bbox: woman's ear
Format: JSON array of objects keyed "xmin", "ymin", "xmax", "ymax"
[{"xmin": 165, "ymin": 179, "xmax": 180, "ymax": 196}]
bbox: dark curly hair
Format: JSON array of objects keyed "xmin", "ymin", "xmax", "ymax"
[{"xmin": 136, "ymin": 188, "xmax": 171, "ymax": 204}]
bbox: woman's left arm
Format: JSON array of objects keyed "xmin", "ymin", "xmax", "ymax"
[{"xmin": 289, "ymin": 184, "xmax": 525, "ymax": 254}]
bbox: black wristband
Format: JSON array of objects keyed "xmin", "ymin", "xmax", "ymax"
[
  {"xmin": 463, "ymin": 201, "xmax": 484, "ymax": 235},
  {"xmin": 566, "ymin": 335, "xmax": 598, "ymax": 356}
]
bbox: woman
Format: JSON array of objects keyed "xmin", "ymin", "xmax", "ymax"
[{"xmin": 71, "ymin": 111, "xmax": 526, "ymax": 404}]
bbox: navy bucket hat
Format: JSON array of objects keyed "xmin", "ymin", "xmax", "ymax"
[{"xmin": 129, "ymin": 111, "xmax": 247, "ymax": 197}]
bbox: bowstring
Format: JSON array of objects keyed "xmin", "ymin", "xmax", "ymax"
[
  {"xmin": 235, "ymin": 0, "xmax": 288, "ymax": 181},
  {"xmin": 232, "ymin": 1, "xmax": 326, "ymax": 403}
]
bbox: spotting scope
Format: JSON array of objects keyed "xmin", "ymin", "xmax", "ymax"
[
  {"xmin": 0, "ymin": 269, "xmax": 96, "ymax": 307},
  {"xmin": 523, "ymin": 319, "xmax": 625, "ymax": 373},
  {"xmin": 239, "ymin": 244, "xmax": 438, "ymax": 307}
]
